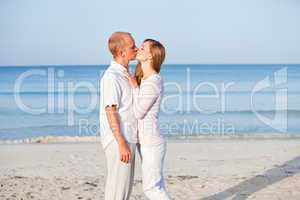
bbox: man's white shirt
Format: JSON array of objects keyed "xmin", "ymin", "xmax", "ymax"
[{"xmin": 99, "ymin": 61, "xmax": 138, "ymax": 149}]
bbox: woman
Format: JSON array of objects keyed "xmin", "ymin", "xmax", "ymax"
[{"xmin": 125, "ymin": 39, "xmax": 170, "ymax": 200}]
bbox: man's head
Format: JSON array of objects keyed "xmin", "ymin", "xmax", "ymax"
[{"xmin": 108, "ymin": 32, "xmax": 137, "ymax": 62}]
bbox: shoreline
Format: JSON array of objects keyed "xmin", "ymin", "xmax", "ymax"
[{"xmin": 1, "ymin": 133, "xmax": 300, "ymax": 144}]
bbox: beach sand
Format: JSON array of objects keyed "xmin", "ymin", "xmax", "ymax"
[{"xmin": 1, "ymin": 137, "xmax": 300, "ymax": 200}]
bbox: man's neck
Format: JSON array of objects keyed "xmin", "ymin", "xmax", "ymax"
[{"xmin": 114, "ymin": 57, "xmax": 129, "ymax": 70}]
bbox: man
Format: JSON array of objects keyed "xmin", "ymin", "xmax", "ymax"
[{"xmin": 99, "ymin": 32, "xmax": 138, "ymax": 200}]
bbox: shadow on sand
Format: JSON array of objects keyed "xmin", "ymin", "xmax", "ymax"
[{"xmin": 201, "ymin": 155, "xmax": 300, "ymax": 200}]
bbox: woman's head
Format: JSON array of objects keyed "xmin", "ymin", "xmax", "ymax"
[
  {"xmin": 136, "ymin": 39, "xmax": 166, "ymax": 73},
  {"xmin": 135, "ymin": 39, "xmax": 166, "ymax": 85}
]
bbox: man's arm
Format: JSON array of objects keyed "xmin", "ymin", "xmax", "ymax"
[{"xmin": 105, "ymin": 105, "xmax": 132, "ymax": 163}]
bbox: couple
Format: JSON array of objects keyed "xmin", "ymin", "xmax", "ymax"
[{"xmin": 99, "ymin": 32, "xmax": 170, "ymax": 200}]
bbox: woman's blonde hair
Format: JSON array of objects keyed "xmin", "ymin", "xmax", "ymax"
[{"xmin": 135, "ymin": 39, "xmax": 166, "ymax": 85}]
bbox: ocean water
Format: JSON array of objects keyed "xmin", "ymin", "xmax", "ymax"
[{"xmin": 0, "ymin": 64, "xmax": 299, "ymax": 140}]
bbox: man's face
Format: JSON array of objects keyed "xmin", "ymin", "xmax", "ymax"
[{"xmin": 122, "ymin": 35, "xmax": 138, "ymax": 61}]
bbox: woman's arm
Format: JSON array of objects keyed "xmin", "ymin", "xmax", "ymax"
[
  {"xmin": 125, "ymin": 72, "xmax": 160, "ymax": 120},
  {"xmin": 132, "ymin": 80, "xmax": 160, "ymax": 119}
]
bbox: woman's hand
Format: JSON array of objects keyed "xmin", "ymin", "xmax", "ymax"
[{"xmin": 125, "ymin": 71, "xmax": 138, "ymax": 88}]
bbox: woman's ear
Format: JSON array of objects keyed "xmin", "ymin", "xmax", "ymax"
[{"xmin": 147, "ymin": 54, "xmax": 153, "ymax": 61}]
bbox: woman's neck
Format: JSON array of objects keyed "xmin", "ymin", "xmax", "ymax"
[{"xmin": 141, "ymin": 61, "xmax": 157, "ymax": 80}]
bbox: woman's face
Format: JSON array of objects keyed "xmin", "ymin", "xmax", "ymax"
[{"xmin": 136, "ymin": 41, "xmax": 152, "ymax": 62}]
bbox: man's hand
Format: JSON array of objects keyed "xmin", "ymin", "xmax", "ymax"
[{"xmin": 118, "ymin": 139, "xmax": 132, "ymax": 163}]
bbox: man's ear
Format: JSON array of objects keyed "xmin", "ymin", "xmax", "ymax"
[
  {"xmin": 120, "ymin": 49, "xmax": 126, "ymax": 57},
  {"xmin": 115, "ymin": 48, "xmax": 123, "ymax": 58}
]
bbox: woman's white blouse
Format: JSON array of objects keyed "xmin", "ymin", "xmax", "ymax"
[{"xmin": 133, "ymin": 73, "xmax": 165, "ymax": 146}]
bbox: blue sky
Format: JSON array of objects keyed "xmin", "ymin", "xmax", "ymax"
[{"xmin": 0, "ymin": 0, "xmax": 300, "ymax": 66}]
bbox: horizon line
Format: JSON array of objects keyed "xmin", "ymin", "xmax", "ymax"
[{"xmin": 0, "ymin": 63, "xmax": 299, "ymax": 67}]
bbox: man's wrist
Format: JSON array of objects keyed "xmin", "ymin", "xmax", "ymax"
[{"xmin": 115, "ymin": 135, "xmax": 126, "ymax": 145}]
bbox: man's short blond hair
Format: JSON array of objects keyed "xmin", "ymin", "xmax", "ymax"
[{"xmin": 108, "ymin": 32, "xmax": 132, "ymax": 58}]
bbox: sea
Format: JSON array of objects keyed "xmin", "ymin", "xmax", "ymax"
[{"xmin": 0, "ymin": 64, "xmax": 299, "ymax": 140}]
